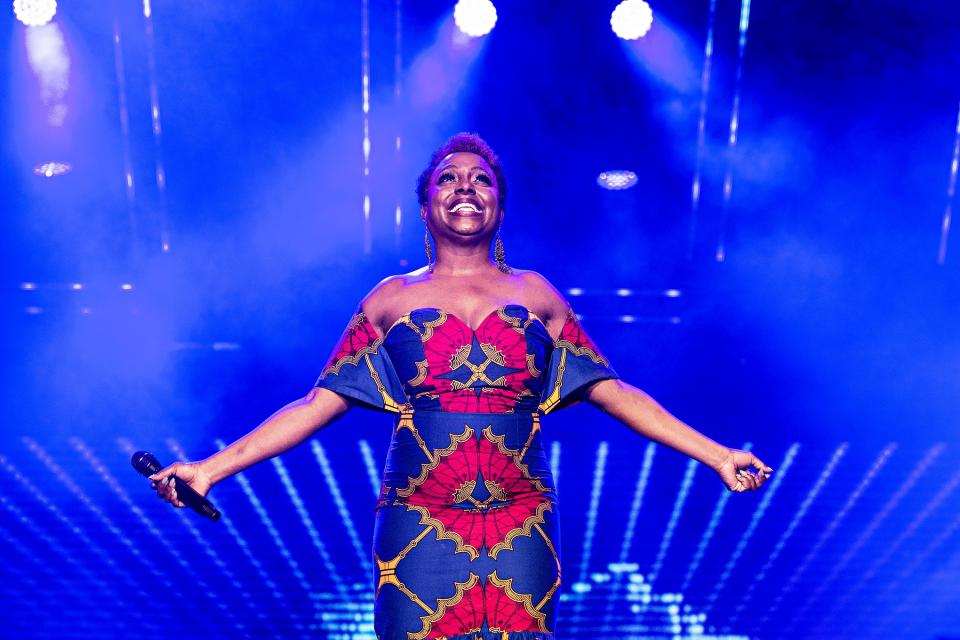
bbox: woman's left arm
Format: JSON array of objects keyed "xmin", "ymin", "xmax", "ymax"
[{"xmin": 585, "ymin": 378, "xmax": 773, "ymax": 492}]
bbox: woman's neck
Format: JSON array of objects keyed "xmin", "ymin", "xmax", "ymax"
[{"xmin": 431, "ymin": 243, "xmax": 496, "ymax": 277}]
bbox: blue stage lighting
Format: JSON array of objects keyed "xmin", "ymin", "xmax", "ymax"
[
  {"xmin": 13, "ymin": 0, "xmax": 56, "ymax": 26},
  {"xmin": 611, "ymin": 0, "xmax": 654, "ymax": 40},
  {"xmin": 597, "ymin": 169, "xmax": 638, "ymax": 190},
  {"xmin": 33, "ymin": 161, "xmax": 71, "ymax": 177},
  {"xmin": 453, "ymin": 0, "xmax": 497, "ymax": 37}
]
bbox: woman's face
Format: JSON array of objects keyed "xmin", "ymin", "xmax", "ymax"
[{"xmin": 423, "ymin": 151, "xmax": 501, "ymax": 240}]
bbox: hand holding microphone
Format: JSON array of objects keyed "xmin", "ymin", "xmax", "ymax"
[{"xmin": 132, "ymin": 451, "xmax": 221, "ymax": 521}]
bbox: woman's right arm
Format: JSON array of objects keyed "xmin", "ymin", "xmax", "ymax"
[{"xmin": 150, "ymin": 387, "xmax": 349, "ymax": 507}]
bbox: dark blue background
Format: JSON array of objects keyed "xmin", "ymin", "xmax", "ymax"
[{"xmin": 1, "ymin": 1, "xmax": 958, "ymax": 638}]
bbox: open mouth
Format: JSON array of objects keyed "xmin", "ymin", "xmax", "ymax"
[{"xmin": 449, "ymin": 201, "xmax": 482, "ymax": 214}]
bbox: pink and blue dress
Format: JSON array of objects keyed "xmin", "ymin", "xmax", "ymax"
[{"xmin": 315, "ymin": 303, "xmax": 617, "ymax": 639}]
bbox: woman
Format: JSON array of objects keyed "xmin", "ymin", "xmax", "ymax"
[{"xmin": 151, "ymin": 132, "xmax": 772, "ymax": 639}]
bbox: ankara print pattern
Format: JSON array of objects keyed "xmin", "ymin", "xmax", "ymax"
[{"xmin": 316, "ymin": 304, "xmax": 617, "ymax": 639}]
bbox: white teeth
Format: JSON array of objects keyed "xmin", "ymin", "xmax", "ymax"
[{"xmin": 451, "ymin": 202, "xmax": 481, "ymax": 213}]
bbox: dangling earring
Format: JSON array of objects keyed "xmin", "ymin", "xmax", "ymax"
[
  {"xmin": 424, "ymin": 228, "xmax": 434, "ymax": 273},
  {"xmin": 494, "ymin": 228, "xmax": 510, "ymax": 274}
]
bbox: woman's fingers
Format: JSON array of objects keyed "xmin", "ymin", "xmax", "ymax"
[
  {"xmin": 151, "ymin": 475, "xmax": 183, "ymax": 506},
  {"xmin": 752, "ymin": 456, "xmax": 774, "ymax": 477}
]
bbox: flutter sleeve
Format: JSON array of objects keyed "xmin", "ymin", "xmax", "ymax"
[
  {"xmin": 314, "ymin": 307, "xmax": 406, "ymax": 413},
  {"xmin": 538, "ymin": 308, "xmax": 619, "ymax": 414}
]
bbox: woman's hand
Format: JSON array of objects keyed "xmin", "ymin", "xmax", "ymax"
[
  {"xmin": 149, "ymin": 462, "xmax": 213, "ymax": 508},
  {"xmin": 714, "ymin": 448, "xmax": 773, "ymax": 492}
]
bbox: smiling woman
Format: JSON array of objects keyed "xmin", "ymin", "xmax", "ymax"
[
  {"xmin": 416, "ymin": 132, "xmax": 511, "ymax": 273},
  {"xmin": 149, "ymin": 132, "xmax": 772, "ymax": 640}
]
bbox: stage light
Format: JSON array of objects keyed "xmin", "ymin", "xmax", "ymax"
[
  {"xmin": 120, "ymin": 283, "xmax": 133, "ymax": 291},
  {"xmin": 21, "ymin": 282, "xmax": 37, "ymax": 290},
  {"xmin": 70, "ymin": 282, "xmax": 82, "ymax": 290},
  {"xmin": 453, "ymin": 0, "xmax": 497, "ymax": 37},
  {"xmin": 611, "ymin": 0, "xmax": 654, "ymax": 40},
  {"xmin": 597, "ymin": 169, "xmax": 638, "ymax": 190},
  {"xmin": 13, "ymin": 0, "xmax": 57, "ymax": 27},
  {"xmin": 33, "ymin": 161, "xmax": 71, "ymax": 177},
  {"xmin": 567, "ymin": 287, "xmax": 584, "ymax": 296},
  {"xmin": 664, "ymin": 288, "xmax": 682, "ymax": 297},
  {"xmin": 616, "ymin": 288, "xmax": 633, "ymax": 296}
]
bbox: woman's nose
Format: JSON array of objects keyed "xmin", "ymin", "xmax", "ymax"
[{"xmin": 455, "ymin": 180, "xmax": 475, "ymax": 194}]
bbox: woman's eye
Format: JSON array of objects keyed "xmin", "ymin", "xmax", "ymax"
[
  {"xmin": 475, "ymin": 174, "xmax": 492, "ymax": 185},
  {"xmin": 438, "ymin": 173, "xmax": 455, "ymax": 183}
]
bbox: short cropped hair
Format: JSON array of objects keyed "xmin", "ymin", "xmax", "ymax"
[{"xmin": 416, "ymin": 132, "xmax": 507, "ymax": 209}]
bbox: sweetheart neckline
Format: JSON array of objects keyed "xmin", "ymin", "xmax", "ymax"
[{"xmin": 382, "ymin": 304, "xmax": 547, "ymax": 339}]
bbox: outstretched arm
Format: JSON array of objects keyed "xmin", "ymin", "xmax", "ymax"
[
  {"xmin": 585, "ymin": 379, "xmax": 772, "ymax": 492},
  {"xmin": 151, "ymin": 387, "xmax": 350, "ymax": 507}
]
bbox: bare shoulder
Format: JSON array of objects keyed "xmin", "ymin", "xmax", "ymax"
[
  {"xmin": 359, "ymin": 268, "xmax": 430, "ymax": 332},
  {"xmin": 512, "ymin": 269, "xmax": 569, "ymax": 322}
]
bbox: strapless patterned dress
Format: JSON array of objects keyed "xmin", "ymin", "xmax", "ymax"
[{"xmin": 315, "ymin": 304, "xmax": 617, "ymax": 639}]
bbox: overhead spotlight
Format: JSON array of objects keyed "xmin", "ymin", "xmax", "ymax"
[
  {"xmin": 33, "ymin": 161, "xmax": 72, "ymax": 178},
  {"xmin": 13, "ymin": 0, "xmax": 57, "ymax": 27},
  {"xmin": 611, "ymin": 0, "xmax": 654, "ymax": 40},
  {"xmin": 597, "ymin": 169, "xmax": 638, "ymax": 190},
  {"xmin": 454, "ymin": 0, "xmax": 497, "ymax": 37}
]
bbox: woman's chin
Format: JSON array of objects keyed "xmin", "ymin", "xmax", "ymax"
[{"xmin": 443, "ymin": 220, "xmax": 489, "ymax": 237}]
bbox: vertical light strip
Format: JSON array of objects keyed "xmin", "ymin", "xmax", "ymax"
[
  {"xmin": 569, "ymin": 441, "xmax": 608, "ymax": 633},
  {"xmin": 164, "ymin": 439, "xmax": 291, "ymax": 634},
  {"xmin": 99, "ymin": 438, "xmax": 246, "ymax": 631},
  {"xmin": 648, "ymin": 458, "xmax": 699, "ymax": 585},
  {"xmin": 617, "ymin": 443, "xmax": 657, "ymax": 564},
  {"xmin": 143, "ymin": 1, "xmax": 170, "ymax": 252},
  {"xmin": 394, "ymin": 0, "xmax": 404, "ymax": 241},
  {"xmin": 682, "ymin": 441, "xmax": 755, "ymax": 593},
  {"xmin": 361, "ymin": 0, "xmax": 372, "ymax": 253},
  {"xmin": 715, "ymin": 0, "xmax": 753, "ymax": 263},
  {"xmin": 730, "ymin": 443, "xmax": 846, "ymax": 624},
  {"xmin": 600, "ymin": 442, "xmax": 656, "ymax": 633},
  {"xmin": 359, "ymin": 439, "xmax": 382, "ymax": 497},
  {"xmin": 112, "ymin": 19, "xmax": 138, "ymax": 257},
  {"xmin": 687, "ymin": 0, "xmax": 718, "ymax": 259},
  {"xmin": 938, "ymin": 101, "xmax": 960, "ymax": 265},
  {"xmin": 757, "ymin": 443, "xmax": 896, "ymax": 632},
  {"xmin": 311, "ymin": 440, "xmax": 373, "ymax": 573},
  {"xmin": 549, "ymin": 440, "xmax": 561, "ymax": 492},
  {"xmin": 270, "ymin": 455, "xmax": 350, "ymax": 597},
  {"xmin": 705, "ymin": 443, "xmax": 799, "ymax": 612},
  {"xmin": 832, "ymin": 464, "xmax": 960, "ymax": 637},
  {"xmin": 793, "ymin": 444, "xmax": 945, "ymax": 636}
]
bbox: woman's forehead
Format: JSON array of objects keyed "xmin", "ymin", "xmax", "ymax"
[{"xmin": 435, "ymin": 151, "xmax": 492, "ymax": 172}]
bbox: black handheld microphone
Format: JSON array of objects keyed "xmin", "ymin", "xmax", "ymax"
[{"xmin": 131, "ymin": 451, "xmax": 221, "ymax": 522}]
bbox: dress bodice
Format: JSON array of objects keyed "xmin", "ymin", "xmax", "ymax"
[
  {"xmin": 317, "ymin": 303, "xmax": 616, "ymax": 415},
  {"xmin": 382, "ymin": 305, "xmax": 550, "ymax": 413}
]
